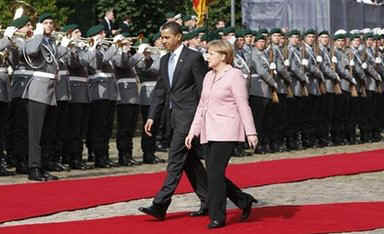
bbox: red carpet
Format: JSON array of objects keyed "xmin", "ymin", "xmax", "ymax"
[
  {"xmin": 1, "ymin": 202, "xmax": 384, "ymax": 234},
  {"xmin": 1, "ymin": 149, "xmax": 384, "ymax": 223}
]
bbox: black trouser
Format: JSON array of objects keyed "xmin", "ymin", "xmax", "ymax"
[
  {"xmin": 249, "ymin": 96, "xmax": 271, "ymax": 146},
  {"xmin": 358, "ymin": 91, "xmax": 375, "ymax": 141},
  {"xmin": 206, "ymin": 141, "xmax": 250, "ymax": 223},
  {"xmin": 318, "ymin": 93, "xmax": 335, "ymax": 144},
  {"xmin": 55, "ymin": 101, "xmax": 70, "ymax": 162},
  {"xmin": 332, "ymin": 92, "xmax": 349, "ymax": 143},
  {"xmin": 156, "ymin": 107, "xmax": 172, "ymax": 147},
  {"xmin": 347, "ymin": 96, "xmax": 360, "ymax": 142},
  {"xmin": 28, "ymin": 101, "xmax": 56, "ymax": 168},
  {"xmin": 153, "ymin": 130, "xmax": 208, "ymax": 208},
  {"xmin": 0, "ymin": 101, "xmax": 8, "ymax": 161},
  {"xmin": 88, "ymin": 100, "xmax": 114, "ymax": 165},
  {"xmin": 68, "ymin": 103, "xmax": 89, "ymax": 162},
  {"xmin": 8, "ymin": 98, "xmax": 28, "ymax": 168},
  {"xmin": 141, "ymin": 105, "xmax": 158, "ymax": 161},
  {"xmin": 301, "ymin": 95, "xmax": 320, "ymax": 147},
  {"xmin": 116, "ymin": 104, "xmax": 139, "ymax": 156},
  {"xmin": 270, "ymin": 94, "xmax": 287, "ymax": 147}
]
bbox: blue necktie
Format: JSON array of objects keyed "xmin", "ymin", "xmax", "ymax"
[{"xmin": 168, "ymin": 53, "xmax": 176, "ymax": 87}]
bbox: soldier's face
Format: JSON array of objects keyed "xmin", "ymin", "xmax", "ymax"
[
  {"xmin": 366, "ymin": 38, "xmax": 374, "ymax": 47},
  {"xmin": 351, "ymin": 38, "xmax": 360, "ymax": 48},
  {"xmin": 271, "ymin": 33, "xmax": 280, "ymax": 44},
  {"xmin": 236, "ymin": 37, "xmax": 245, "ymax": 49},
  {"xmin": 245, "ymin": 35, "xmax": 253, "ymax": 44},
  {"xmin": 161, "ymin": 28, "xmax": 182, "ymax": 52},
  {"xmin": 71, "ymin": 29, "xmax": 82, "ymax": 40},
  {"xmin": 255, "ymin": 39, "xmax": 266, "ymax": 50},
  {"xmin": 335, "ymin": 39, "xmax": 345, "ymax": 48},
  {"xmin": 289, "ymin": 35, "xmax": 300, "ymax": 45},
  {"xmin": 304, "ymin": 34, "xmax": 315, "ymax": 45},
  {"xmin": 319, "ymin": 35, "xmax": 329, "ymax": 45},
  {"xmin": 19, "ymin": 22, "xmax": 33, "ymax": 34},
  {"xmin": 43, "ymin": 19, "xmax": 54, "ymax": 35}
]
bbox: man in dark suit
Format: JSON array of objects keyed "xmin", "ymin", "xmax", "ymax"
[
  {"xmin": 138, "ymin": 21, "xmax": 209, "ymax": 220},
  {"xmin": 100, "ymin": 9, "xmax": 116, "ymax": 38},
  {"xmin": 119, "ymin": 15, "xmax": 133, "ymax": 35}
]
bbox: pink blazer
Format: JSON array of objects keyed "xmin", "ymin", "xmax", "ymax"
[{"xmin": 189, "ymin": 66, "xmax": 257, "ymax": 144}]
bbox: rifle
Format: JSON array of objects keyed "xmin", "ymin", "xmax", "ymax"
[
  {"xmin": 374, "ymin": 46, "xmax": 383, "ymax": 93},
  {"xmin": 268, "ymin": 46, "xmax": 279, "ymax": 103},
  {"xmin": 330, "ymin": 39, "xmax": 342, "ymax": 95},
  {"xmin": 300, "ymin": 44, "xmax": 309, "ymax": 96},
  {"xmin": 282, "ymin": 42, "xmax": 294, "ymax": 97},
  {"xmin": 360, "ymin": 49, "xmax": 368, "ymax": 97},
  {"xmin": 313, "ymin": 39, "xmax": 327, "ymax": 95}
]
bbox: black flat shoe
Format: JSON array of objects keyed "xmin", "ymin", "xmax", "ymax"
[
  {"xmin": 189, "ymin": 208, "xmax": 208, "ymax": 217},
  {"xmin": 207, "ymin": 220, "xmax": 225, "ymax": 229},
  {"xmin": 240, "ymin": 196, "xmax": 258, "ymax": 222},
  {"xmin": 28, "ymin": 168, "xmax": 46, "ymax": 181}
]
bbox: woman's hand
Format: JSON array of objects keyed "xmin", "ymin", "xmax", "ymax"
[
  {"xmin": 185, "ymin": 134, "xmax": 194, "ymax": 150},
  {"xmin": 247, "ymin": 135, "xmax": 258, "ymax": 150}
]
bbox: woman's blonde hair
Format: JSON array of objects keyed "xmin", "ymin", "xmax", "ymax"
[{"xmin": 207, "ymin": 39, "xmax": 234, "ymax": 64}]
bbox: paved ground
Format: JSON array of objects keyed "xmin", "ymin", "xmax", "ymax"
[{"xmin": 1, "ymin": 138, "xmax": 384, "ymax": 234}]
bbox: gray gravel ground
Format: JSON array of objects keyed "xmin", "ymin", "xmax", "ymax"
[{"xmin": 1, "ymin": 138, "xmax": 384, "ymax": 234}]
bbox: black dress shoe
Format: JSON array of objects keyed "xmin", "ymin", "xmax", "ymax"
[
  {"xmin": 28, "ymin": 168, "xmax": 47, "ymax": 181},
  {"xmin": 42, "ymin": 170, "xmax": 59, "ymax": 181},
  {"xmin": 240, "ymin": 195, "xmax": 258, "ymax": 222},
  {"xmin": 138, "ymin": 205, "xmax": 166, "ymax": 221},
  {"xmin": 189, "ymin": 208, "xmax": 208, "ymax": 217},
  {"xmin": 128, "ymin": 158, "xmax": 142, "ymax": 166},
  {"xmin": 207, "ymin": 220, "xmax": 225, "ymax": 229},
  {"xmin": 0, "ymin": 165, "xmax": 15, "ymax": 176}
]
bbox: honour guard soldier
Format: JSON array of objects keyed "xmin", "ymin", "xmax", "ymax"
[
  {"xmin": 112, "ymin": 34, "xmax": 142, "ymax": 166},
  {"xmin": 249, "ymin": 33, "xmax": 278, "ymax": 154},
  {"xmin": 286, "ymin": 30, "xmax": 310, "ymax": 150},
  {"xmin": 23, "ymin": 13, "xmax": 68, "ymax": 181},
  {"xmin": 317, "ymin": 31, "xmax": 341, "ymax": 147}
]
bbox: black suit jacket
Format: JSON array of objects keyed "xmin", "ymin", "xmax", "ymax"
[
  {"xmin": 149, "ymin": 46, "xmax": 209, "ymax": 134},
  {"xmin": 100, "ymin": 18, "xmax": 115, "ymax": 38}
]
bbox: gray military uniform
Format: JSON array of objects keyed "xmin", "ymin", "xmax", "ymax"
[
  {"xmin": 319, "ymin": 45, "xmax": 340, "ymax": 93},
  {"xmin": 365, "ymin": 47, "xmax": 382, "ymax": 92},
  {"xmin": 266, "ymin": 44, "xmax": 291, "ymax": 94},
  {"xmin": 303, "ymin": 43, "xmax": 325, "ymax": 96},
  {"xmin": 288, "ymin": 44, "xmax": 309, "ymax": 97},
  {"xmin": 56, "ymin": 48, "xmax": 72, "ymax": 101},
  {"xmin": 334, "ymin": 47, "xmax": 357, "ymax": 92},
  {"xmin": 249, "ymin": 47, "xmax": 278, "ymax": 98},
  {"xmin": 136, "ymin": 53, "xmax": 161, "ymax": 106}
]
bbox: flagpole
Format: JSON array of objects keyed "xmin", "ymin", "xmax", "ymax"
[{"xmin": 231, "ymin": 0, "xmax": 235, "ymax": 27}]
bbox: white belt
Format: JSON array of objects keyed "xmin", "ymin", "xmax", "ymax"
[
  {"xmin": 58, "ymin": 70, "xmax": 69, "ymax": 76},
  {"xmin": 89, "ymin": 72, "xmax": 113, "ymax": 79},
  {"xmin": 141, "ymin": 81, "xmax": 156, "ymax": 87},
  {"xmin": 14, "ymin": 70, "xmax": 56, "ymax": 79},
  {"xmin": 117, "ymin": 78, "xmax": 137, "ymax": 83},
  {"xmin": 0, "ymin": 68, "xmax": 7, "ymax": 73},
  {"xmin": 69, "ymin": 76, "xmax": 88, "ymax": 82}
]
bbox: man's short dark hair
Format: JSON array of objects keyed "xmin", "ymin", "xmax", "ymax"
[{"xmin": 161, "ymin": 21, "xmax": 183, "ymax": 35}]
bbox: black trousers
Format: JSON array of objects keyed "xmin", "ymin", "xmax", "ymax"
[
  {"xmin": 55, "ymin": 101, "xmax": 70, "ymax": 161},
  {"xmin": 249, "ymin": 96, "xmax": 271, "ymax": 146},
  {"xmin": 8, "ymin": 98, "xmax": 28, "ymax": 167},
  {"xmin": 332, "ymin": 92, "xmax": 349, "ymax": 143},
  {"xmin": 28, "ymin": 101, "xmax": 56, "ymax": 168},
  {"xmin": 116, "ymin": 104, "xmax": 139, "ymax": 156},
  {"xmin": 0, "ymin": 101, "xmax": 8, "ymax": 160},
  {"xmin": 88, "ymin": 100, "xmax": 114, "ymax": 164},
  {"xmin": 68, "ymin": 103, "xmax": 89, "ymax": 161},
  {"xmin": 153, "ymin": 130, "xmax": 208, "ymax": 208},
  {"xmin": 270, "ymin": 94, "xmax": 288, "ymax": 145},
  {"xmin": 206, "ymin": 141, "xmax": 250, "ymax": 223},
  {"xmin": 318, "ymin": 94, "xmax": 335, "ymax": 143},
  {"xmin": 141, "ymin": 105, "xmax": 158, "ymax": 160}
]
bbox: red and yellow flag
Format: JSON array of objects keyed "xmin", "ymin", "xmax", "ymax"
[{"xmin": 193, "ymin": 0, "xmax": 216, "ymax": 26}]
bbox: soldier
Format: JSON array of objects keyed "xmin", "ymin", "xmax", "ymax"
[
  {"xmin": 136, "ymin": 34, "xmax": 167, "ymax": 164},
  {"xmin": 286, "ymin": 29, "xmax": 310, "ymax": 150},
  {"xmin": 317, "ymin": 31, "xmax": 341, "ymax": 147},
  {"xmin": 347, "ymin": 33, "xmax": 369, "ymax": 143},
  {"xmin": 374, "ymin": 34, "xmax": 384, "ymax": 136},
  {"xmin": 23, "ymin": 13, "xmax": 70, "ymax": 181},
  {"xmin": 333, "ymin": 33, "xmax": 358, "ymax": 145},
  {"xmin": 86, "ymin": 24, "xmax": 119, "ymax": 168},
  {"xmin": 301, "ymin": 29, "xmax": 326, "ymax": 148},
  {"xmin": 64, "ymin": 24, "xmax": 93, "ymax": 169},
  {"xmin": 112, "ymin": 34, "xmax": 142, "ymax": 166},
  {"xmin": 266, "ymin": 28, "xmax": 292, "ymax": 152},
  {"xmin": 249, "ymin": 33, "xmax": 278, "ymax": 154},
  {"xmin": 1, "ymin": 16, "xmax": 33, "ymax": 175},
  {"xmin": 364, "ymin": 33, "xmax": 383, "ymax": 142}
]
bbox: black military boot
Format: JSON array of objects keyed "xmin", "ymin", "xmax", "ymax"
[
  {"xmin": 118, "ymin": 153, "xmax": 133, "ymax": 166},
  {"xmin": 0, "ymin": 155, "xmax": 15, "ymax": 176}
]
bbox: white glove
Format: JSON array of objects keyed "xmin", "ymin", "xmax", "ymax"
[
  {"xmin": 362, "ymin": 62, "xmax": 368, "ymax": 70},
  {"xmin": 122, "ymin": 45, "xmax": 131, "ymax": 53},
  {"xmin": 302, "ymin": 59, "xmax": 309, "ymax": 66},
  {"xmin": 336, "ymin": 74, "xmax": 341, "ymax": 82},
  {"xmin": 316, "ymin": 56, "xmax": 323, "ymax": 63},
  {"xmin": 137, "ymin": 43, "xmax": 150, "ymax": 54},
  {"xmin": 376, "ymin": 57, "xmax": 382, "ymax": 64},
  {"xmin": 34, "ymin": 23, "xmax": 44, "ymax": 35},
  {"xmin": 60, "ymin": 36, "xmax": 71, "ymax": 47},
  {"xmin": 269, "ymin": 62, "xmax": 276, "ymax": 70},
  {"xmin": 351, "ymin": 78, "xmax": 357, "ymax": 85},
  {"xmin": 77, "ymin": 41, "xmax": 86, "ymax": 49},
  {"xmin": 350, "ymin": 60, "xmax": 355, "ymax": 66},
  {"xmin": 90, "ymin": 35, "xmax": 100, "ymax": 50},
  {"xmin": 113, "ymin": 34, "xmax": 124, "ymax": 43},
  {"xmin": 332, "ymin": 56, "xmax": 338, "ymax": 64},
  {"xmin": 4, "ymin": 26, "xmax": 17, "ymax": 39},
  {"xmin": 284, "ymin": 59, "xmax": 290, "ymax": 67}
]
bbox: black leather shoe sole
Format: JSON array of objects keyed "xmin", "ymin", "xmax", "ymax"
[
  {"xmin": 138, "ymin": 207, "xmax": 165, "ymax": 221},
  {"xmin": 208, "ymin": 220, "xmax": 225, "ymax": 229}
]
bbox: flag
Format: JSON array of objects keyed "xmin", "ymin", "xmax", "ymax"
[{"xmin": 193, "ymin": 0, "xmax": 216, "ymax": 26}]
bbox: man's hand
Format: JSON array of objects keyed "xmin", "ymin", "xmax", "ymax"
[{"xmin": 144, "ymin": 119, "xmax": 154, "ymax": 136}]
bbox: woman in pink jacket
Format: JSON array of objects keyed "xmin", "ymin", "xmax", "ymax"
[{"xmin": 185, "ymin": 40, "xmax": 258, "ymax": 229}]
